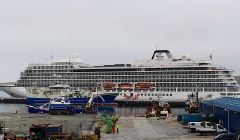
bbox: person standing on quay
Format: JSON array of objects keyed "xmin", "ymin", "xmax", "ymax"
[
  {"xmin": 116, "ymin": 123, "xmax": 120, "ymax": 134},
  {"xmin": 112, "ymin": 123, "xmax": 115, "ymax": 134}
]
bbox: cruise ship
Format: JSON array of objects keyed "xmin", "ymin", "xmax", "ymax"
[{"xmin": 0, "ymin": 50, "xmax": 239, "ymax": 102}]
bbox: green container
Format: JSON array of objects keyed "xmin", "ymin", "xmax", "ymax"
[{"xmin": 181, "ymin": 114, "xmax": 203, "ymax": 125}]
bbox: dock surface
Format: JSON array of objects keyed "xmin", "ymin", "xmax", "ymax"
[
  {"xmin": 102, "ymin": 117, "xmax": 214, "ymax": 140},
  {"xmin": 0, "ymin": 113, "xmax": 97, "ymax": 134}
]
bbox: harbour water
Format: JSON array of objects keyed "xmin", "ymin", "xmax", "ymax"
[
  {"xmin": 0, "ymin": 103, "xmax": 186, "ymax": 116},
  {"xmin": 0, "ymin": 91, "xmax": 186, "ymax": 115}
]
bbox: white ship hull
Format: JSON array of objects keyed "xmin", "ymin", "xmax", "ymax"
[
  {"xmin": 1, "ymin": 86, "xmax": 239, "ymax": 102},
  {"xmin": 0, "ymin": 86, "xmax": 28, "ymax": 98},
  {"xmin": 115, "ymin": 91, "xmax": 240, "ymax": 102},
  {"xmin": 0, "ymin": 86, "xmax": 76, "ymax": 98}
]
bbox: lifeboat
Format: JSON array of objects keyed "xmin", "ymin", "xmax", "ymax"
[
  {"xmin": 118, "ymin": 83, "xmax": 133, "ymax": 90},
  {"xmin": 135, "ymin": 83, "xmax": 155, "ymax": 89},
  {"xmin": 102, "ymin": 83, "xmax": 116, "ymax": 90}
]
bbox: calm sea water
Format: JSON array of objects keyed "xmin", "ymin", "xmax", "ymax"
[
  {"xmin": 0, "ymin": 91, "xmax": 186, "ymax": 115},
  {"xmin": 0, "ymin": 104, "xmax": 28, "ymax": 113},
  {"xmin": 0, "ymin": 103, "xmax": 185, "ymax": 116}
]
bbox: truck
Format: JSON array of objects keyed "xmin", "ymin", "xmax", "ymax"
[
  {"xmin": 196, "ymin": 124, "xmax": 227, "ymax": 135},
  {"xmin": 188, "ymin": 121, "xmax": 212, "ymax": 132}
]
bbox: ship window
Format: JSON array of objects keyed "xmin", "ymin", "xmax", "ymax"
[
  {"xmin": 152, "ymin": 94, "xmax": 154, "ymax": 96},
  {"xmin": 144, "ymin": 94, "xmax": 147, "ymax": 96},
  {"xmin": 170, "ymin": 94, "xmax": 172, "ymax": 96},
  {"xmin": 148, "ymin": 94, "xmax": 150, "ymax": 96},
  {"xmin": 162, "ymin": 94, "xmax": 165, "ymax": 96},
  {"xmin": 166, "ymin": 94, "xmax": 169, "ymax": 96},
  {"xmin": 141, "ymin": 94, "xmax": 143, "ymax": 96}
]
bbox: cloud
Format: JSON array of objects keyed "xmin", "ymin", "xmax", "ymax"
[{"xmin": 0, "ymin": 0, "xmax": 240, "ymax": 82}]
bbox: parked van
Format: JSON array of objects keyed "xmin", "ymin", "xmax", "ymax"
[{"xmin": 188, "ymin": 121, "xmax": 211, "ymax": 132}]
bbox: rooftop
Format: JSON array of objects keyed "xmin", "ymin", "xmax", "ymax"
[
  {"xmin": 202, "ymin": 97, "xmax": 240, "ymax": 112},
  {"xmin": 234, "ymin": 76, "xmax": 240, "ymax": 83}
]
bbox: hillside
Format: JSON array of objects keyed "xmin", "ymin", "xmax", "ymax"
[{"xmin": 235, "ymin": 76, "xmax": 240, "ymax": 83}]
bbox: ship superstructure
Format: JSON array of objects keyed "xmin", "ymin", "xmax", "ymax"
[{"xmin": 1, "ymin": 50, "xmax": 239, "ymax": 102}]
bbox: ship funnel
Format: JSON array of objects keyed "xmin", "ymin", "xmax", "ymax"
[{"xmin": 151, "ymin": 50, "xmax": 174, "ymax": 60}]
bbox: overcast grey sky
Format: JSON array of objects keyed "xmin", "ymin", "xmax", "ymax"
[{"xmin": 0, "ymin": 0, "xmax": 240, "ymax": 82}]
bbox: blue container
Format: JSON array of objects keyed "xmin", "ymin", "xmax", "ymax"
[{"xmin": 181, "ymin": 114, "xmax": 203, "ymax": 125}]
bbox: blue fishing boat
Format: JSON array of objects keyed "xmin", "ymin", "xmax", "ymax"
[
  {"xmin": 27, "ymin": 93, "xmax": 118, "ymax": 114},
  {"xmin": 26, "ymin": 92, "xmax": 117, "ymax": 105},
  {"xmin": 27, "ymin": 97, "xmax": 85, "ymax": 114}
]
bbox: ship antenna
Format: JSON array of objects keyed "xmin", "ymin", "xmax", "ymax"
[{"xmin": 155, "ymin": 43, "xmax": 158, "ymax": 50}]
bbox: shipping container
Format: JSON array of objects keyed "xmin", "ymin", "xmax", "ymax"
[{"xmin": 181, "ymin": 114, "xmax": 203, "ymax": 125}]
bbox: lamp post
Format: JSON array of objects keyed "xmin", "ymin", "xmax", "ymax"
[
  {"xmin": 96, "ymin": 77, "xmax": 102, "ymax": 113},
  {"xmin": 195, "ymin": 84, "xmax": 199, "ymax": 113},
  {"xmin": 212, "ymin": 100, "xmax": 215, "ymax": 115},
  {"xmin": 97, "ymin": 84, "xmax": 98, "ymax": 113},
  {"xmin": 212, "ymin": 106, "xmax": 215, "ymax": 115},
  {"xmin": 227, "ymin": 109, "xmax": 230, "ymax": 133},
  {"xmin": 225, "ymin": 108, "xmax": 230, "ymax": 133}
]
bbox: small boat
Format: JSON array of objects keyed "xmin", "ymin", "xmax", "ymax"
[
  {"xmin": 185, "ymin": 93, "xmax": 199, "ymax": 113},
  {"xmin": 26, "ymin": 93, "xmax": 118, "ymax": 107},
  {"xmin": 145, "ymin": 101, "xmax": 171, "ymax": 118},
  {"xmin": 102, "ymin": 83, "xmax": 116, "ymax": 90},
  {"xmin": 27, "ymin": 97, "xmax": 84, "ymax": 114},
  {"xmin": 27, "ymin": 92, "xmax": 119, "ymax": 114},
  {"xmin": 135, "ymin": 83, "xmax": 155, "ymax": 90},
  {"xmin": 118, "ymin": 83, "xmax": 133, "ymax": 90}
]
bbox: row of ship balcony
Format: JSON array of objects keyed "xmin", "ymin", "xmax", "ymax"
[
  {"xmin": 102, "ymin": 88, "xmax": 239, "ymax": 93},
  {"xmin": 18, "ymin": 78, "xmax": 236, "ymax": 83},
  {"xmin": 26, "ymin": 63, "xmax": 231, "ymax": 71},
  {"xmin": 22, "ymin": 69, "xmax": 231, "ymax": 74},
  {"xmin": 19, "ymin": 73, "xmax": 232, "ymax": 78},
  {"xmin": 17, "ymin": 80, "xmax": 238, "ymax": 90},
  {"xmin": 20, "ymin": 71, "xmax": 231, "ymax": 75},
  {"xmin": 19, "ymin": 76, "xmax": 233, "ymax": 81}
]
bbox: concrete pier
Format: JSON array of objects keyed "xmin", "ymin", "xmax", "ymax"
[
  {"xmin": 101, "ymin": 117, "xmax": 214, "ymax": 140},
  {"xmin": 0, "ymin": 113, "xmax": 97, "ymax": 134}
]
